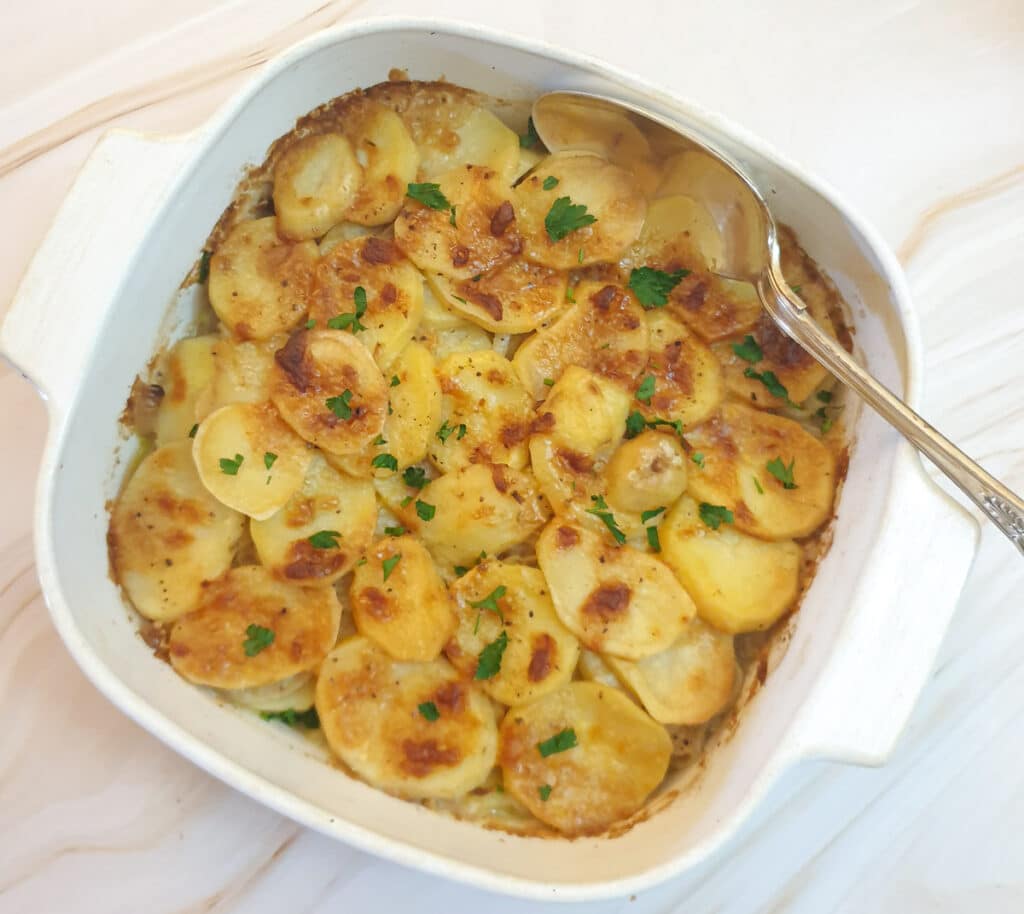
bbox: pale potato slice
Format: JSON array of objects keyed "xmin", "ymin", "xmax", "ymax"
[
  {"xmin": 415, "ymin": 105, "xmax": 519, "ymax": 183},
  {"xmin": 713, "ymin": 309, "xmax": 836, "ymax": 408},
  {"xmin": 192, "ymin": 401, "xmax": 312, "ymax": 520},
  {"xmin": 513, "ymin": 144, "xmax": 544, "ymax": 181},
  {"xmin": 415, "ymin": 321, "xmax": 493, "ymax": 361},
  {"xmin": 268, "ymin": 328, "xmax": 388, "ymax": 455},
  {"xmin": 316, "ymin": 636, "xmax": 498, "ymax": 799},
  {"xmin": 318, "ymin": 221, "xmax": 376, "ymax": 255},
  {"xmin": 350, "ymin": 536, "xmax": 456, "ymax": 661},
  {"xmin": 629, "ymin": 194, "xmax": 724, "ymax": 271},
  {"xmin": 329, "ymin": 341, "xmax": 442, "ymax": 476},
  {"xmin": 536, "ymin": 520, "xmax": 695, "ymax": 659},
  {"xmin": 394, "ymin": 165, "xmax": 521, "ymax": 280},
  {"xmin": 169, "ymin": 566, "xmax": 341, "ymax": 689},
  {"xmin": 250, "ymin": 453, "xmax": 377, "ymax": 584},
  {"xmin": 427, "ymin": 350, "xmax": 535, "ymax": 473},
  {"xmin": 425, "ymin": 768, "xmax": 540, "ymax": 834},
  {"xmin": 273, "ymin": 133, "xmax": 363, "ymax": 240},
  {"xmin": 309, "ymin": 236, "xmax": 424, "ymax": 370},
  {"xmin": 660, "ymin": 495, "xmax": 801, "ymax": 632},
  {"xmin": 638, "ymin": 310, "xmax": 723, "ymax": 428},
  {"xmin": 513, "ymin": 281, "xmax": 649, "ymax": 399},
  {"xmin": 227, "ymin": 672, "xmax": 316, "ymax": 713},
  {"xmin": 195, "ymin": 334, "xmax": 282, "ymax": 419},
  {"xmin": 154, "ymin": 335, "xmax": 217, "ymax": 444},
  {"xmin": 539, "ymin": 366, "xmax": 632, "ymax": 454},
  {"xmin": 499, "ymin": 681, "xmax": 671, "ymax": 835},
  {"xmin": 419, "ymin": 278, "xmax": 466, "ymax": 331},
  {"xmin": 686, "ymin": 403, "xmax": 837, "ymax": 540},
  {"xmin": 531, "ymin": 102, "xmax": 652, "ymax": 175},
  {"xmin": 515, "ymin": 153, "xmax": 646, "ymax": 269},
  {"xmin": 604, "ymin": 430, "xmax": 688, "ymax": 515},
  {"xmin": 344, "ymin": 105, "xmax": 421, "ymax": 225},
  {"xmin": 428, "ymin": 260, "xmax": 568, "ymax": 333},
  {"xmin": 208, "ymin": 217, "xmax": 318, "ymax": 339},
  {"xmin": 606, "ymin": 619, "xmax": 736, "ymax": 725},
  {"xmin": 407, "ymin": 463, "xmax": 550, "ymax": 568},
  {"xmin": 447, "ymin": 562, "xmax": 580, "ymax": 706},
  {"xmin": 576, "ymin": 649, "xmax": 630, "ymax": 695},
  {"xmin": 109, "ymin": 441, "xmax": 244, "ymax": 622}
]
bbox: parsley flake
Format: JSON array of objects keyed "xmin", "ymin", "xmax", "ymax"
[
  {"xmin": 646, "ymin": 526, "xmax": 661, "ymax": 552},
  {"xmin": 391, "ymin": 375, "xmax": 401, "ymax": 387},
  {"xmin": 415, "ymin": 500, "xmax": 436, "ymax": 521},
  {"xmin": 263, "ymin": 452, "xmax": 277, "ymax": 471},
  {"xmin": 308, "ymin": 530, "xmax": 341, "ymax": 549},
  {"xmin": 698, "ymin": 503, "xmax": 734, "ymax": 530},
  {"xmin": 732, "ymin": 334, "xmax": 763, "ymax": 364},
  {"xmin": 538, "ymin": 784, "xmax": 552, "ymax": 801},
  {"xmin": 449, "ymin": 205, "xmax": 457, "ymax": 227},
  {"xmin": 692, "ymin": 452, "xmax": 705, "ymax": 468},
  {"xmin": 400, "ymin": 495, "xmax": 413, "ymax": 507},
  {"xmin": 766, "ymin": 457, "xmax": 798, "ymax": 489},
  {"xmin": 454, "ymin": 565, "xmax": 469, "ymax": 577},
  {"xmin": 475, "ymin": 630, "xmax": 508, "ymax": 680},
  {"xmin": 436, "ymin": 420, "xmax": 456, "ymax": 443},
  {"xmin": 382, "ymin": 554, "xmax": 402, "ymax": 581},
  {"xmin": 188, "ymin": 423, "xmax": 198, "ymax": 439},
  {"xmin": 586, "ymin": 494, "xmax": 626, "ymax": 544},
  {"xmin": 753, "ymin": 475, "xmax": 765, "ymax": 494},
  {"xmin": 565, "ymin": 286, "xmax": 576, "ymax": 304},
  {"xmin": 384, "ymin": 525, "xmax": 406, "ymax": 537},
  {"xmin": 543, "ymin": 378, "xmax": 555, "ymax": 387},
  {"xmin": 628, "ymin": 267, "xmax": 688, "ymax": 308},
  {"xmin": 219, "ymin": 453, "xmax": 244, "ymax": 475},
  {"xmin": 326, "ymin": 390, "xmax": 353, "ymax": 419},
  {"xmin": 624, "ymin": 410, "xmax": 647, "ymax": 439},
  {"xmin": 418, "ymin": 702, "xmax": 440, "ymax": 722},
  {"xmin": 261, "ymin": 707, "xmax": 319, "ymax": 728},
  {"xmin": 537, "ymin": 728, "xmax": 577, "ymax": 757},
  {"xmin": 470, "ymin": 586, "xmax": 507, "ymax": 622},
  {"xmin": 305, "ymin": 318, "xmax": 316, "ymax": 329},
  {"xmin": 372, "ymin": 453, "xmax": 399, "ymax": 471},
  {"xmin": 743, "ymin": 367, "xmax": 795, "ymax": 405},
  {"xmin": 406, "ymin": 182, "xmax": 450, "ymax": 211},
  {"xmin": 373, "ymin": 434, "xmax": 387, "ymax": 446},
  {"xmin": 243, "ymin": 624, "xmax": 274, "ymax": 657},
  {"xmin": 456, "ymin": 423, "xmax": 467, "ymax": 440},
  {"xmin": 198, "ymin": 250, "xmax": 212, "ymax": 284},
  {"xmin": 635, "ymin": 375, "xmax": 656, "ymax": 404},
  {"xmin": 519, "ymin": 117, "xmax": 540, "ymax": 149},
  {"xmin": 640, "ymin": 507, "xmax": 666, "ymax": 523},
  {"xmin": 327, "ymin": 286, "xmax": 368, "ymax": 333},
  {"xmin": 816, "ymin": 390, "xmax": 833, "ymax": 403},
  {"xmin": 542, "ymin": 175, "xmax": 558, "ymax": 190},
  {"xmin": 544, "ymin": 196, "xmax": 597, "ymax": 242},
  {"xmin": 402, "ymin": 466, "xmax": 428, "ymax": 489}
]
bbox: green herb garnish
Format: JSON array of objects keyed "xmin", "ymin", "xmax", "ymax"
[
  {"xmin": 698, "ymin": 503, "xmax": 734, "ymax": 530},
  {"xmin": 327, "ymin": 286, "xmax": 368, "ymax": 333},
  {"xmin": 544, "ymin": 196, "xmax": 597, "ymax": 242},
  {"xmin": 437, "ymin": 420, "xmax": 456, "ymax": 443},
  {"xmin": 243, "ymin": 624, "xmax": 274, "ymax": 657},
  {"xmin": 372, "ymin": 453, "xmax": 399, "ymax": 471},
  {"xmin": 538, "ymin": 784, "xmax": 552, "ymax": 801},
  {"xmin": 543, "ymin": 378, "xmax": 555, "ymax": 387},
  {"xmin": 326, "ymin": 390, "xmax": 353, "ymax": 419},
  {"xmin": 542, "ymin": 176, "xmax": 558, "ymax": 190},
  {"xmin": 305, "ymin": 319, "xmax": 316, "ymax": 330},
  {"xmin": 391, "ymin": 375, "xmax": 401, "ymax": 387},
  {"xmin": 766, "ymin": 457, "xmax": 797, "ymax": 489},
  {"xmin": 628, "ymin": 266, "xmax": 688, "ymax": 308},
  {"xmin": 475, "ymin": 630, "xmax": 509, "ymax": 680},
  {"xmin": 743, "ymin": 367, "xmax": 795, "ymax": 405},
  {"xmin": 753, "ymin": 476, "xmax": 764, "ymax": 494},
  {"xmin": 261, "ymin": 707, "xmax": 319, "ymax": 728},
  {"xmin": 415, "ymin": 500, "xmax": 436, "ymax": 521},
  {"xmin": 188, "ymin": 423, "xmax": 198, "ymax": 438},
  {"xmin": 418, "ymin": 702, "xmax": 440, "ymax": 721},
  {"xmin": 519, "ymin": 117, "xmax": 540, "ymax": 149},
  {"xmin": 308, "ymin": 530, "xmax": 341, "ymax": 549},
  {"xmin": 731, "ymin": 334, "xmax": 763, "ymax": 364},
  {"xmin": 402, "ymin": 466, "xmax": 428, "ymax": 489},
  {"xmin": 382, "ymin": 554, "xmax": 401, "ymax": 581},
  {"xmin": 384, "ymin": 526, "xmax": 406, "ymax": 537},
  {"xmin": 219, "ymin": 453, "xmax": 244, "ymax": 475},
  {"xmin": 640, "ymin": 507, "xmax": 665, "ymax": 523},
  {"xmin": 263, "ymin": 452, "xmax": 277, "ymax": 470},
  {"xmin": 625, "ymin": 410, "xmax": 647, "ymax": 439},
  {"xmin": 198, "ymin": 250, "xmax": 211, "ymax": 283},
  {"xmin": 586, "ymin": 494, "xmax": 626, "ymax": 544},
  {"xmin": 816, "ymin": 390, "xmax": 833, "ymax": 403},
  {"xmin": 537, "ymin": 728, "xmax": 577, "ymax": 757},
  {"xmin": 406, "ymin": 182, "xmax": 450, "ymax": 211},
  {"xmin": 691, "ymin": 452, "xmax": 705, "ymax": 468},
  {"xmin": 635, "ymin": 374, "xmax": 656, "ymax": 404},
  {"xmin": 646, "ymin": 526, "xmax": 661, "ymax": 551}
]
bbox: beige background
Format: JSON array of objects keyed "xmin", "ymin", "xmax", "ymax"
[{"xmin": 1, "ymin": 1, "xmax": 1022, "ymax": 911}]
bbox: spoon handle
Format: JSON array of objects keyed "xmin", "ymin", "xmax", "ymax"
[{"xmin": 760, "ymin": 264, "xmax": 1024, "ymax": 555}]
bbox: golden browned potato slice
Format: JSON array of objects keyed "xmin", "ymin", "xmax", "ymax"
[
  {"xmin": 606, "ymin": 619, "xmax": 736, "ymax": 725},
  {"xmin": 394, "ymin": 165, "xmax": 521, "ymax": 280},
  {"xmin": 169, "ymin": 566, "xmax": 341, "ymax": 689},
  {"xmin": 686, "ymin": 403, "xmax": 837, "ymax": 540},
  {"xmin": 539, "ymin": 365, "xmax": 632, "ymax": 454},
  {"xmin": 269, "ymin": 328, "xmax": 388, "ymax": 455},
  {"xmin": 109, "ymin": 441, "xmax": 244, "ymax": 622},
  {"xmin": 194, "ymin": 334, "xmax": 283, "ymax": 419},
  {"xmin": 536, "ymin": 520, "xmax": 696, "ymax": 658},
  {"xmin": 659, "ymin": 495, "xmax": 801, "ymax": 632},
  {"xmin": 638, "ymin": 310, "xmax": 723, "ymax": 427},
  {"xmin": 343, "ymin": 104, "xmax": 421, "ymax": 225},
  {"xmin": 427, "ymin": 350, "xmax": 535, "ymax": 473},
  {"xmin": 513, "ymin": 281, "xmax": 649, "ymax": 399},
  {"xmin": 713, "ymin": 309, "xmax": 836, "ymax": 408},
  {"xmin": 350, "ymin": 536, "xmax": 456, "ymax": 661},
  {"xmin": 667, "ymin": 271, "xmax": 762, "ymax": 343},
  {"xmin": 192, "ymin": 401, "xmax": 312, "ymax": 520},
  {"xmin": 273, "ymin": 133, "xmax": 363, "ymax": 240},
  {"xmin": 428, "ymin": 259, "xmax": 569, "ymax": 334},
  {"xmin": 446, "ymin": 562, "xmax": 580, "ymax": 706},
  {"xmin": 604, "ymin": 430, "xmax": 688, "ymax": 515},
  {"xmin": 208, "ymin": 217, "xmax": 318, "ymax": 339},
  {"xmin": 250, "ymin": 453, "xmax": 377, "ymax": 584},
  {"xmin": 308, "ymin": 236, "xmax": 423, "ymax": 370},
  {"xmin": 154, "ymin": 335, "xmax": 218, "ymax": 444},
  {"xmin": 515, "ymin": 153, "xmax": 646, "ymax": 269},
  {"xmin": 316, "ymin": 636, "xmax": 498, "ymax": 799},
  {"xmin": 499, "ymin": 681, "xmax": 671, "ymax": 835}
]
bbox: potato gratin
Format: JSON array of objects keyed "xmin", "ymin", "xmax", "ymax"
[{"xmin": 108, "ymin": 79, "xmax": 850, "ymax": 837}]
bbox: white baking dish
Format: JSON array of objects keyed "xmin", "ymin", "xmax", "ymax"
[{"xmin": 0, "ymin": 18, "xmax": 979, "ymax": 901}]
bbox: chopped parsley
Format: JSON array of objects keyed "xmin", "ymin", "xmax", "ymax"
[
  {"xmin": 543, "ymin": 378, "xmax": 555, "ymax": 387},
  {"xmin": 792, "ymin": 285, "xmax": 803, "ymax": 295},
  {"xmin": 544, "ymin": 196, "xmax": 597, "ymax": 242},
  {"xmin": 373, "ymin": 434, "xmax": 387, "ymax": 446},
  {"xmin": 454, "ymin": 565, "xmax": 469, "ymax": 577},
  {"xmin": 766, "ymin": 457, "xmax": 798, "ymax": 489},
  {"xmin": 731, "ymin": 334, "xmax": 763, "ymax": 364},
  {"xmin": 578, "ymin": 247, "xmax": 585, "ymax": 264},
  {"xmin": 565, "ymin": 286, "xmax": 576, "ymax": 304},
  {"xmin": 198, "ymin": 249, "xmax": 211, "ymax": 283},
  {"xmin": 261, "ymin": 707, "xmax": 319, "ymax": 728},
  {"xmin": 542, "ymin": 175, "xmax": 558, "ymax": 190},
  {"xmin": 418, "ymin": 702, "xmax": 440, "ymax": 722},
  {"xmin": 219, "ymin": 453, "xmax": 244, "ymax": 475},
  {"xmin": 263, "ymin": 452, "xmax": 277, "ymax": 471},
  {"xmin": 308, "ymin": 530, "xmax": 341, "ymax": 549},
  {"xmin": 406, "ymin": 182, "xmax": 450, "ymax": 211},
  {"xmin": 586, "ymin": 494, "xmax": 626, "ymax": 544},
  {"xmin": 519, "ymin": 117, "xmax": 540, "ymax": 149},
  {"xmin": 371, "ymin": 453, "xmax": 399, "ymax": 471},
  {"xmin": 470, "ymin": 585, "xmax": 507, "ymax": 623},
  {"xmin": 635, "ymin": 374, "xmax": 656, "ymax": 404},
  {"xmin": 326, "ymin": 390, "xmax": 353, "ymax": 419},
  {"xmin": 698, "ymin": 503, "xmax": 734, "ymax": 530},
  {"xmin": 327, "ymin": 286, "xmax": 368, "ymax": 333},
  {"xmin": 382, "ymin": 554, "xmax": 402, "ymax": 581},
  {"xmin": 456, "ymin": 423, "xmax": 468, "ymax": 440},
  {"xmin": 400, "ymin": 495, "xmax": 413, "ymax": 507},
  {"xmin": 305, "ymin": 318, "xmax": 316, "ymax": 330},
  {"xmin": 816, "ymin": 390, "xmax": 833, "ymax": 403},
  {"xmin": 415, "ymin": 499, "xmax": 436, "ymax": 521},
  {"xmin": 402, "ymin": 466, "xmax": 428, "ymax": 489},
  {"xmin": 625, "ymin": 410, "xmax": 647, "ymax": 439},
  {"xmin": 242, "ymin": 624, "xmax": 274, "ymax": 657},
  {"xmin": 188, "ymin": 423, "xmax": 198, "ymax": 438},
  {"xmin": 743, "ymin": 367, "xmax": 795, "ymax": 405},
  {"xmin": 816, "ymin": 406, "xmax": 834, "ymax": 433},
  {"xmin": 691, "ymin": 452, "xmax": 705, "ymax": 468},
  {"xmin": 436, "ymin": 419, "xmax": 457, "ymax": 443},
  {"xmin": 391, "ymin": 375, "xmax": 401, "ymax": 387},
  {"xmin": 475, "ymin": 630, "xmax": 508, "ymax": 680},
  {"xmin": 538, "ymin": 784, "xmax": 552, "ymax": 801},
  {"xmin": 753, "ymin": 475, "xmax": 765, "ymax": 494},
  {"xmin": 640, "ymin": 507, "xmax": 666, "ymax": 523},
  {"xmin": 537, "ymin": 728, "xmax": 577, "ymax": 757},
  {"xmin": 647, "ymin": 417, "xmax": 685, "ymax": 438},
  {"xmin": 646, "ymin": 526, "xmax": 661, "ymax": 552},
  {"xmin": 384, "ymin": 525, "xmax": 406, "ymax": 537},
  {"xmin": 628, "ymin": 267, "xmax": 688, "ymax": 308},
  {"xmin": 449, "ymin": 205, "xmax": 457, "ymax": 227}
]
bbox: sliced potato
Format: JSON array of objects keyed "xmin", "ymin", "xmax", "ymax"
[
  {"xmin": 499, "ymin": 681, "xmax": 671, "ymax": 835},
  {"xmin": 350, "ymin": 536, "xmax": 455, "ymax": 661},
  {"xmin": 268, "ymin": 328, "xmax": 388, "ymax": 455},
  {"xmin": 686, "ymin": 403, "xmax": 837, "ymax": 540},
  {"xmin": 154, "ymin": 335, "xmax": 217, "ymax": 444},
  {"xmin": 419, "ymin": 278, "xmax": 466, "ymax": 331},
  {"xmin": 576, "ymin": 649, "xmax": 630, "ymax": 695},
  {"xmin": 273, "ymin": 133, "xmax": 363, "ymax": 240},
  {"xmin": 344, "ymin": 104, "xmax": 421, "ymax": 225},
  {"xmin": 169, "ymin": 566, "xmax": 341, "ymax": 689},
  {"xmin": 629, "ymin": 193, "xmax": 723, "ymax": 271},
  {"xmin": 195, "ymin": 334, "xmax": 282, "ymax": 419},
  {"xmin": 415, "ymin": 320, "xmax": 493, "ymax": 362},
  {"xmin": 660, "ymin": 495, "xmax": 801, "ymax": 632},
  {"xmin": 536, "ymin": 520, "xmax": 695, "ymax": 659},
  {"xmin": 316, "ymin": 636, "xmax": 498, "ymax": 799},
  {"xmin": 447, "ymin": 562, "xmax": 580, "ymax": 706},
  {"xmin": 318, "ymin": 221, "xmax": 376, "ymax": 255},
  {"xmin": 208, "ymin": 217, "xmax": 318, "ymax": 339},
  {"xmin": 227, "ymin": 671, "xmax": 316, "ymax": 713},
  {"xmin": 428, "ymin": 259, "xmax": 568, "ymax": 333},
  {"xmin": 639, "ymin": 310, "xmax": 723, "ymax": 427},
  {"xmin": 309, "ymin": 236, "xmax": 423, "ymax": 370},
  {"xmin": 539, "ymin": 365, "xmax": 632, "ymax": 454},
  {"xmin": 606, "ymin": 619, "xmax": 735, "ymax": 725},
  {"xmin": 427, "ymin": 350, "xmax": 535, "ymax": 473},
  {"xmin": 515, "ymin": 153, "xmax": 646, "ymax": 269},
  {"xmin": 513, "ymin": 281, "xmax": 649, "ymax": 399},
  {"xmin": 250, "ymin": 453, "xmax": 377, "ymax": 584},
  {"xmin": 513, "ymin": 144, "xmax": 544, "ymax": 181},
  {"xmin": 667, "ymin": 271, "xmax": 762, "ymax": 343},
  {"xmin": 192, "ymin": 401, "xmax": 312, "ymax": 520},
  {"xmin": 527, "ymin": 434, "xmax": 603, "ymax": 526},
  {"xmin": 604, "ymin": 430, "xmax": 688, "ymax": 515},
  {"xmin": 109, "ymin": 441, "xmax": 244, "ymax": 622}
]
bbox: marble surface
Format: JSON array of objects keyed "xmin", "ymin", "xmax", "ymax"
[{"xmin": 1, "ymin": 1, "xmax": 1022, "ymax": 911}]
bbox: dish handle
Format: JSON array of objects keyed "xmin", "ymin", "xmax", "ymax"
[
  {"xmin": 792, "ymin": 446, "xmax": 980, "ymax": 766},
  {"xmin": 0, "ymin": 129, "xmax": 196, "ymax": 419}
]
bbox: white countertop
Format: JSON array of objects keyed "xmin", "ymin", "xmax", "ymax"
[{"xmin": 1, "ymin": 1, "xmax": 1022, "ymax": 911}]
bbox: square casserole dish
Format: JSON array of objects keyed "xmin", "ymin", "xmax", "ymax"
[{"xmin": 0, "ymin": 18, "xmax": 978, "ymax": 902}]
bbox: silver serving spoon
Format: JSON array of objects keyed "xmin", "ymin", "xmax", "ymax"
[{"xmin": 532, "ymin": 91, "xmax": 1024, "ymax": 555}]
